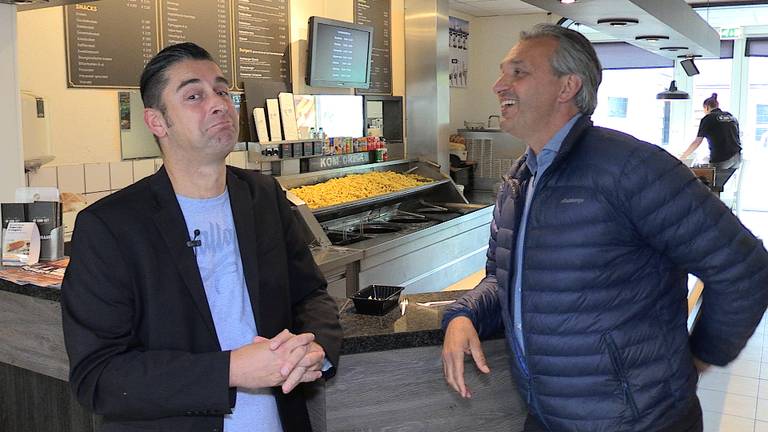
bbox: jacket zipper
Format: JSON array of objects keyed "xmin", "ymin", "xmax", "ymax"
[
  {"xmin": 510, "ymin": 118, "xmax": 588, "ymax": 431},
  {"xmin": 604, "ymin": 334, "xmax": 641, "ymax": 419},
  {"xmin": 513, "ymin": 172, "xmax": 553, "ymax": 431}
]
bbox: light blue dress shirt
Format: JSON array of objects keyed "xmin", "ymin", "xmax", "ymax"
[{"xmin": 512, "ymin": 114, "xmax": 581, "ymax": 355}]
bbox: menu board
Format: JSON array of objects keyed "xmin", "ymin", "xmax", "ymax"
[
  {"xmin": 159, "ymin": 0, "xmax": 234, "ymax": 84},
  {"xmin": 65, "ymin": 1, "xmax": 160, "ymax": 88},
  {"xmin": 64, "ymin": 0, "xmax": 291, "ymax": 90},
  {"xmin": 233, "ymin": 0, "xmax": 291, "ymax": 87},
  {"xmin": 355, "ymin": 0, "xmax": 391, "ymax": 95}
]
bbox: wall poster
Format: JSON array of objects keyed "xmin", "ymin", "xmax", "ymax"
[{"xmin": 449, "ymin": 16, "xmax": 469, "ymax": 88}]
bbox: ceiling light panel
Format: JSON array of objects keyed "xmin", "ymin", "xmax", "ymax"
[{"xmin": 519, "ymin": 0, "xmax": 720, "ymax": 60}]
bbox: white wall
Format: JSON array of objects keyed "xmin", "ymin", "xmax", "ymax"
[
  {"xmin": 15, "ymin": 1, "xmax": 406, "ymax": 166},
  {"xmin": 0, "ymin": 4, "xmax": 25, "ymax": 202},
  {"xmin": 448, "ymin": 12, "xmax": 554, "ymax": 133}
]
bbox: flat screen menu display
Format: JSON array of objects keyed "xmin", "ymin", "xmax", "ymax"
[
  {"xmin": 306, "ymin": 17, "xmax": 373, "ymax": 88},
  {"xmin": 354, "ymin": 0, "xmax": 391, "ymax": 95}
]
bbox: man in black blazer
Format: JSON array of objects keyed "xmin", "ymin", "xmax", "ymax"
[{"xmin": 61, "ymin": 43, "xmax": 341, "ymax": 432}]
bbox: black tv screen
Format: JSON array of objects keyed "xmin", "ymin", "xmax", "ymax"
[
  {"xmin": 680, "ymin": 58, "xmax": 700, "ymax": 77},
  {"xmin": 306, "ymin": 16, "xmax": 374, "ymax": 88}
]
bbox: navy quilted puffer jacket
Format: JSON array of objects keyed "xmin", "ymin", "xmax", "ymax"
[{"xmin": 443, "ymin": 116, "xmax": 768, "ymax": 432}]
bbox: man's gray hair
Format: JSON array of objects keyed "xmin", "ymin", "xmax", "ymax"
[{"xmin": 520, "ymin": 24, "xmax": 602, "ymax": 115}]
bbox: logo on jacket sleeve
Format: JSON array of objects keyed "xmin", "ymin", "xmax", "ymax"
[{"xmin": 560, "ymin": 198, "xmax": 585, "ymax": 204}]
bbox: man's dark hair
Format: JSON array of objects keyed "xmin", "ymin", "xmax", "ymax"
[
  {"xmin": 139, "ymin": 42, "xmax": 214, "ymax": 114},
  {"xmin": 704, "ymin": 93, "xmax": 719, "ymax": 110}
]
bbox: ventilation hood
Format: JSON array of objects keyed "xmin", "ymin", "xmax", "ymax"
[
  {"xmin": 3, "ymin": 0, "xmax": 98, "ymax": 11},
  {"xmin": 520, "ymin": 0, "xmax": 720, "ymax": 60}
]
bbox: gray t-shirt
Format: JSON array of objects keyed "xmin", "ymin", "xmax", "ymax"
[{"xmin": 177, "ymin": 190, "xmax": 282, "ymax": 432}]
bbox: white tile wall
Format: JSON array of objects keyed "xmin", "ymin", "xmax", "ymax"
[
  {"xmin": 62, "ymin": 211, "xmax": 77, "ymax": 235},
  {"xmin": 28, "ymin": 166, "xmax": 58, "ymax": 188},
  {"xmin": 133, "ymin": 159, "xmax": 155, "ymax": 181},
  {"xmin": 84, "ymin": 163, "xmax": 110, "ymax": 193},
  {"xmin": 109, "ymin": 161, "xmax": 134, "ymax": 189},
  {"xmin": 84, "ymin": 191, "xmax": 111, "ymax": 206},
  {"xmin": 57, "ymin": 164, "xmax": 85, "ymax": 194},
  {"xmin": 228, "ymin": 151, "xmax": 247, "ymax": 169}
]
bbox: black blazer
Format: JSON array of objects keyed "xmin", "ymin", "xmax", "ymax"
[{"xmin": 61, "ymin": 166, "xmax": 342, "ymax": 432}]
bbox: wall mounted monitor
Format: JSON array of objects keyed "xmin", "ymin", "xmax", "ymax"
[
  {"xmin": 680, "ymin": 58, "xmax": 700, "ymax": 77},
  {"xmin": 306, "ymin": 16, "xmax": 374, "ymax": 89}
]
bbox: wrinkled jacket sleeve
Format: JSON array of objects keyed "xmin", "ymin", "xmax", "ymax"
[
  {"xmin": 618, "ymin": 146, "xmax": 768, "ymax": 366},
  {"xmin": 442, "ymin": 188, "xmax": 505, "ymax": 339},
  {"xmin": 61, "ymin": 211, "xmax": 233, "ymax": 420}
]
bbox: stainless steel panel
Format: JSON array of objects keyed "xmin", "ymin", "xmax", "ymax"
[
  {"xmin": 460, "ymin": 129, "xmax": 527, "ymax": 191},
  {"xmin": 405, "ymin": 0, "xmax": 450, "ymax": 174}
]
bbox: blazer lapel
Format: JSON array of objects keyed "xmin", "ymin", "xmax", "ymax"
[
  {"xmin": 149, "ymin": 167, "xmax": 218, "ymax": 341},
  {"xmin": 226, "ymin": 171, "xmax": 272, "ymax": 336}
]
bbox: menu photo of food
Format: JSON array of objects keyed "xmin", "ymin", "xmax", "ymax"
[
  {"xmin": 2, "ymin": 221, "xmax": 40, "ymax": 266},
  {"xmin": 5, "ymin": 239, "xmax": 29, "ymax": 254}
]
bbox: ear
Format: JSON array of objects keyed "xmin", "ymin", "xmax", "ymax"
[
  {"xmin": 144, "ymin": 108, "xmax": 168, "ymax": 140},
  {"xmin": 558, "ymin": 74, "xmax": 583, "ymax": 104}
]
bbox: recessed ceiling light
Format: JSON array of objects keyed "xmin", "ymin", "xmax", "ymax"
[
  {"xmin": 560, "ymin": 0, "xmax": 578, "ymax": 4},
  {"xmin": 597, "ymin": 18, "xmax": 639, "ymax": 27},
  {"xmin": 659, "ymin": 46, "xmax": 689, "ymax": 52},
  {"xmin": 635, "ymin": 35, "xmax": 670, "ymax": 43}
]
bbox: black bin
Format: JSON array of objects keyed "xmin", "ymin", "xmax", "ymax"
[{"xmin": 350, "ymin": 285, "xmax": 404, "ymax": 315}]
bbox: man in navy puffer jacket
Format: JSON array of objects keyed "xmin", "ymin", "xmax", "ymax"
[{"xmin": 441, "ymin": 24, "xmax": 768, "ymax": 432}]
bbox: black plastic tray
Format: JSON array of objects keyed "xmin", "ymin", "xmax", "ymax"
[{"xmin": 350, "ymin": 285, "xmax": 404, "ymax": 315}]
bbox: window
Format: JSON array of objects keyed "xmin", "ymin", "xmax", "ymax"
[
  {"xmin": 592, "ymin": 68, "xmax": 674, "ymax": 146},
  {"xmin": 745, "ymin": 57, "xmax": 768, "ymax": 152},
  {"xmin": 686, "ymin": 58, "xmax": 733, "ymax": 153},
  {"xmin": 755, "ymin": 127, "xmax": 768, "ymax": 142},
  {"xmin": 607, "ymin": 97, "xmax": 628, "ymax": 118},
  {"xmin": 757, "ymin": 104, "xmax": 768, "ymax": 124}
]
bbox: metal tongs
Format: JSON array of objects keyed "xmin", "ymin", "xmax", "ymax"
[{"xmin": 418, "ymin": 199, "xmax": 449, "ymax": 213}]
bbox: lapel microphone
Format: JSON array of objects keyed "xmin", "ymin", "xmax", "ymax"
[{"xmin": 186, "ymin": 229, "xmax": 202, "ymax": 249}]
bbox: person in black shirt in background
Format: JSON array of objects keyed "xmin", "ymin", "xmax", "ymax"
[{"xmin": 680, "ymin": 93, "xmax": 742, "ymax": 187}]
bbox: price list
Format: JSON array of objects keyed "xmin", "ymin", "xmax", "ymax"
[
  {"xmin": 233, "ymin": 0, "xmax": 291, "ymax": 87},
  {"xmin": 65, "ymin": 0, "xmax": 160, "ymax": 88},
  {"xmin": 355, "ymin": 0, "xmax": 391, "ymax": 95},
  {"xmin": 159, "ymin": 0, "xmax": 234, "ymax": 86}
]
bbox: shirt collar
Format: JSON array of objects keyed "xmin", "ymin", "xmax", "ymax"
[{"xmin": 525, "ymin": 113, "xmax": 582, "ymax": 174}]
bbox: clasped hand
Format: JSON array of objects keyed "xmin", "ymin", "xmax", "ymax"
[{"xmin": 229, "ymin": 329, "xmax": 326, "ymax": 394}]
